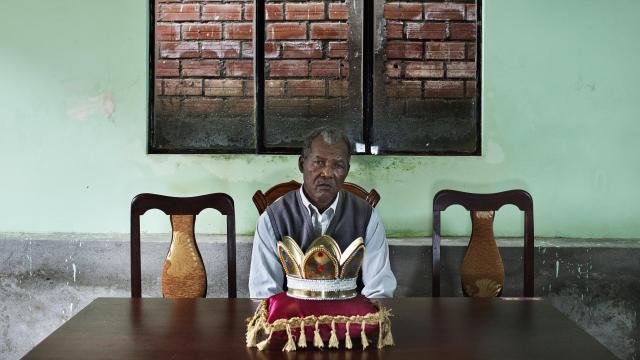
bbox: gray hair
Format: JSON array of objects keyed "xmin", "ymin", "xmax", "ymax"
[{"xmin": 301, "ymin": 127, "xmax": 354, "ymax": 160}]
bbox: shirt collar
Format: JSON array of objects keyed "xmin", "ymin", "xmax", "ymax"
[{"xmin": 299, "ymin": 186, "xmax": 340, "ymax": 216}]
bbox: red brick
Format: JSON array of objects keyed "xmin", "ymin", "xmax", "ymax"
[
  {"xmin": 155, "ymin": 79, "xmax": 162, "ymax": 96},
  {"xmin": 157, "ymin": 24, "xmax": 180, "ymax": 41},
  {"xmin": 282, "ymin": 41, "xmax": 323, "ymax": 59},
  {"xmin": 328, "ymin": 41, "xmax": 348, "ymax": 58},
  {"xmin": 309, "ymin": 99, "xmax": 340, "ymax": 114},
  {"xmin": 245, "ymin": 3, "xmax": 284, "ymax": 21},
  {"xmin": 425, "ymin": 80, "xmax": 464, "ymax": 98},
  {"xmin": 204, "ymin": 79, "xmax": 244, "ymax": 97},
  {"xmin": 328, "ymin": 80, "xmax": 348, "ymax": 97},
  {"xmin": 405, "ymin": 61, "xmax": 444, "ymax": 78},
  {"xmin": 386, "ymin": 80, "xmax": 421, "ymax": 97},
  {"xmin": 267, "ymin": 98, "xmax": 308, "ymax": 115},
  {"xmin": 202, "ymin": 4, "xmax": 242, "ymax": 21},
  {"xmin": 466, "ymin": 80, "xmax": 476, "ymax": 97},
  {"xmin": 241, "ymin": 42, "xmax": 280, "ymax": 58},
  {"xmin": 424, "ymin": 3, "xmax": 465, "ymax": 21},
  {"xmin": 269, "ymin": 60, "xmax": 308, "ymax": 77},
  {"xmin": 467, "ymin": 4, "xmax": 477, "ymax": 21},
  {"xmin": 450, "ymin": 23, "xmax": 476, "ymax": 40},
  {"xmin": 385, "ymin": 21, "xmax": 403, "ymax": 39},
  {"xmin": 286, "ymin": 3, "xmax": 325, "ymax": 20},
  {"xmin": 156, "ymin": 60, "xmax": 179, "ymax": 77},
  {"xmin": 227, "ymin": 98, "xmax": 253, "ymax": 115},
  {"xmin": 287, "ymin": 79, "xmax": 326, "ymax": 96},
  {"xmin": 156, "ymin": 96, "xmax": 181, "ymax": 113},
  {"xmin": 164, "ymin": 79, "xmax": 203, "ymax": 96},
  {"xmin": 310, "ymin": 23, "xmax": 348, "ymax": 40},
  {"xmin": 425, "ymin": 42, "xmax": 465, "ymax": 60},
  {"xmin": 182, "ymin": 97, "xmax": 224, "ymax": 114},
  {"xmin": 159, "ymin": 4, "xmax": 200, "ymax": 21},
  {"xmin": 329, "ymin": 3, "xmax": 349, "ymax": 20},
  {"xmin": 266, "ymin": 23, "xmax": 307, "ymax": 40},
  {"xmin": 160, "ymin": 41, "xmax": 199, "ymax": 59},
  {"xmin": 467, "ymin": 42, "xmax": 476, "ymax": 60},
  {"xmin": 267, "ymin": 80, "xmax": 286, "ymax": 97},
  {"xmin": 385, "ymin": 41, "xmax": 423, "ymax": 59},
  {"xmin": 201, "ymin": 41, "xmax": 241, "ymax": 58},
  {"xmin": 385, "ymin": 61, "xmax": 401, "ymax": 78},
  {"xmin": 182, "ymin": 23, "xmax": 222, "ymax": 40},
  {"xmin": 383, "ymin": 3, "xmax": 422, "ymax": 20},
  {"xmin": 310, "ymin": 60, "xmax": 345, "ymax": 78},
  {"xmin": 225, "ymin": 23, "xmax": 253, "ymax": 40},
  {"xmin": 181, "ymin": 59, "xmax": 220, "ymax": 77},
  {"xmin": 226, "ymin": 60, "xmax": 254, "ymax": 77},
  {"xmin": 405, "ymin": 23, "xmax": 446, "ymax": 40},
  {"xmin": 246, "ymin": 80, "xmax": 287, "ymax": 97},
  {"xmin": 447, "ymin": 62, "xmax": 475, "ymax": 78}
]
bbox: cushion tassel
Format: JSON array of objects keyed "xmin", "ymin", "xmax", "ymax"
[
  {"xmin": 256, "ymin": 329, "xmax": 273, "ymax": 351},
  {"xmin": 282, "ymin": 323, "xmax": 297, "ymax": 352},
  {"xmin": 377, "ymin": 319, "xmax": 384, "ymax": 349},
  {"xmin": 344, "ymin": 321, "xmax": 353, "ymax": 349},
  {"xmin": 328, "ymin": 320, "xmax": 339, "ymax": 348},
  {"xmin": 313, "ymin": 320, "xmax": 324, "ymax": 349},
  {"xmin": 245, "ymin": 316, "xmax": 261, "ymax": 347},
  {"xmin": 382, "ymin": 317, "xmax": 395, "ymax": 347},
  {"xmin": 360, "ymin": 321, "xmax": 369, "ymax": 350},
  {"xmin": 297, "ymin": 320, "xmax": 307, "ymax": 348}
]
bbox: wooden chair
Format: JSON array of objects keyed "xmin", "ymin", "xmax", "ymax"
[
  {"xmin": 432, "ymin": 189, "xmax": 534, "ymax": 297},
  {"xmin": 130, "ymin": 193, "xmax": 236, "ymax": 298},
  {"xmin": 252, "ymin": 180, "xmax": 381, "ymax": 214}
]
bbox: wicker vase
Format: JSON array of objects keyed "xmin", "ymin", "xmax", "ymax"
[
  {"xmin": 162, "ymin": 215, "xmax": 207, "ymax": 298},
  {"xmin": 460, "ymin": 211, "xmax": 504, "ymax": 297}
]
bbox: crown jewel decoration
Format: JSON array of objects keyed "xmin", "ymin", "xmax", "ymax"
[{"xmin": 277, "ymin": 235, "xmax": 365, "ymax": 300}]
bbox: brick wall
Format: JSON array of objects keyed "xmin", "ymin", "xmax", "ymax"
[
  {"xmin": 383, "ymin": 1, "xmax": 477, "ymax": 101},
  {"xmin": 154, "ymin": 0, "xmax": 351, "ymax": 118},
  {"xmin": 153, "ymin": 0, "xmax": 479, "ymax": 149}
]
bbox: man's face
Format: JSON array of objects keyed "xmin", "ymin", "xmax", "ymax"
[{"xmin": 299, "ymin": 137, "xmax": 350, "ymax": 212}]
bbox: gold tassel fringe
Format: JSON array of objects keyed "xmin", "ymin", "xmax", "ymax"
[
  {"xmin": 256, "ymin": 329, "xmax": 273, "ymax": 351},
  {"xmin": 283, "ymin": 323, "xmax": 297, "ymax": 352},
  {"xmin": 297, "ymin": 320, "xmax": 307, "ymax": 348},
  {"xmin": 344, "ymin": 321, "xmax": 353, "ymax": 349},
  {"xmin": 360, "ymin": 320, "xmax": 369, "ymax": 350},
  {"xmin": 247, "ymin": 300, "xmax": 395, "ymax": 351},
  {"xmin": 313, "ymin": 320, "xmax": 324, "ymax": 349},
  {"xmin": 328, "ymin": 320, "xmax": 339, "ymax": 348}
]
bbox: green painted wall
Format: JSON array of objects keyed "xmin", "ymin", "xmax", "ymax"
[{"xmin": 1, "ymin": 0, "xmax": 639, "ymax": 238}]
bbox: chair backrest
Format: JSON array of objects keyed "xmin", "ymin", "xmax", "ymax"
[
  {"xmin": 432, "ymin": 189, "xmax": 534, "ymax": 297},
  {"xmin": 130, "ymin": 193, "xmax": 236, "ymax": 298},
  {"xmin": 252, "ymin": 180, "xmax": 381, "ymax": 214}
]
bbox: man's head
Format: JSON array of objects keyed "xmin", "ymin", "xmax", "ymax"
[{"xmin": 299, "ymin": 127, "xmax": 353, "ymax": 213}]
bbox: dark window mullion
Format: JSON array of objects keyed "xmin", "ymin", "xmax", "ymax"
[
  {"xmin": 362, "ymin": 0, "xmax": 375, "ymax": 155},
  {"xmin": 254, "ymin": 0, "xmax": 266, "ymax": 153}
]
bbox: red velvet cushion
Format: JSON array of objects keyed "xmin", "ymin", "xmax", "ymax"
[{"xmin": 266, "ymin": 292, "xmax": 379, "ymax": 341}]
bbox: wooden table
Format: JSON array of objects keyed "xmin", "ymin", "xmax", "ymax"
[{"xmin": 24, "ymin": 297, "xmax": 617, "ymax": 359}]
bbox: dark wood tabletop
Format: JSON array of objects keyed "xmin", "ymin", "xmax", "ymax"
[{"xmin": 24, "ymin": 297, "xmax": 617, "ymax": 360}]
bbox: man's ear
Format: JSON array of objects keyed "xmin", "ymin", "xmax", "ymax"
[{"xmin": 298, "ymin": 155, "xmax": 304, "ymax": 173}]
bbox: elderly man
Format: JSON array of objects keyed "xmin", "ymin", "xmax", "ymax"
[{"xmin": 249, "ymin": 127, "xmax": 396, "ymax": 298}]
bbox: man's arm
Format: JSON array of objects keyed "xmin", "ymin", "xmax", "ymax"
[
  {"xmin": 361, "ymin": 209, "xmax": 397, "ymax": 298},
  {"xmin": 248, "ymin": 212, "xmax": 284, "ymax": 298}
]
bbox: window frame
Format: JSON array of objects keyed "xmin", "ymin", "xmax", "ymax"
[{"xmin": 148, "ymin": 0, "xmax": 482, "ymax": 155}]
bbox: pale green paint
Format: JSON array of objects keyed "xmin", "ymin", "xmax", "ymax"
[{"xmin": 1, "ymin": 0, "xmax": 639, "ymax": 238}]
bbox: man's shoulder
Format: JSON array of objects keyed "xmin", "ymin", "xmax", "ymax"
[
  {"xmin": 265, "ymin": 189, "xmax": 299, "ymax": 213},
  {"xmin": 340, "ymin": 190, "xmax": 374, "ymax": 210}
]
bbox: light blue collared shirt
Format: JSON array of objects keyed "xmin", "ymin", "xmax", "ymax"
[{"xmin": 249, "ymin": 187, "xmax": 397, "ymax": 298}]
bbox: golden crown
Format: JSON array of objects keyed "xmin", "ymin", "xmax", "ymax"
[{"xmin": 277, "ymin": 235, "xmax": 365, "ymax": 300}]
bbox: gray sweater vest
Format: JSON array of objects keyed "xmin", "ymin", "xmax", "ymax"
[{"xmin": 266, "ymin": 189, "xmax": 373, "ymax": 252}]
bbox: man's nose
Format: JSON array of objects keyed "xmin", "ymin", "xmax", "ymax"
[{"xmin": 321, "ymin": 164, "xmax": 333, "ymax": 177}]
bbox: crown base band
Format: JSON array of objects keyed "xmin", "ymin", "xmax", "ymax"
[{"xmin": 287, "ymin": 288, "xmax": 359, "ymax": 300}]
